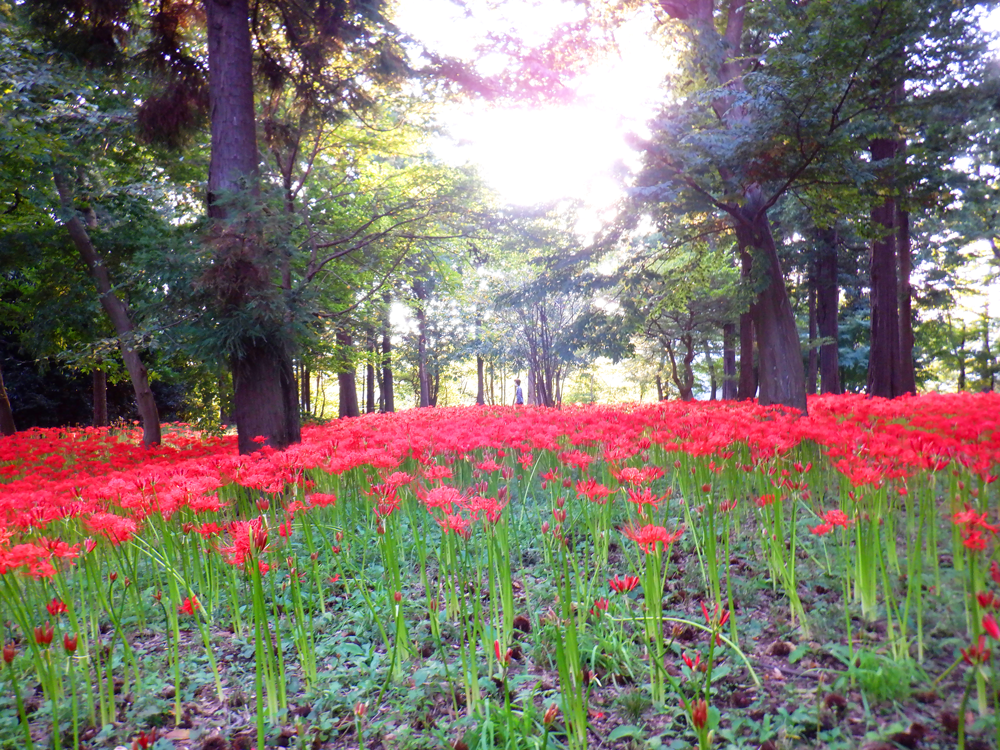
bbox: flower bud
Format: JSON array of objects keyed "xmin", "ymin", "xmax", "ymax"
[
  {"xmin": 63, "ymin": 633, "xmax": 78, "ymax": 653},
  {"xmin": 3, "ymin": 643, "xmax": 15, "ymax": 663}
]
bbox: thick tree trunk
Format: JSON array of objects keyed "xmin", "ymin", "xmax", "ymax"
[
  {"xmin": 807, "ymin": 281, "xmax": 818, "ymax": 396},
  {"xmin": 0, "ymin": 356, "xmax": 15, "ymax": 436},
  {"xmin": 815, "ymin": 227, "xmax": 841, "ymax": 394},
  {"xmin": 476, "ymin": 356, "xmax": 485, "ymax": 405},
  {"xmin": 381, "ymin": 293, "xmax": 394, "ymax": 412},
  {"xmin": 665, "ymin": 337, "xmax": 695, "ymax": 401},
  {"xmin": 53, "ymin": 170, "xmax": 161, "ymax": 446},
  {"xmin": 735, "ymin": 192, "xmax": 807, "ymax": 413},
  {"xmin": 737, "ymin": 248, "xmax": 757, "ymax": 400},
  {"xmin": 867, "ymin": 137, "xmax": 902, "ymax": 398},
  {"xmin": 366, "ymin": 331, "xmax": 376, "ymax": 413},
  {"xmin": 337, "ymin": 332, "xmax": 360, "ymax": 418},
  {"xmin": 206, "ymin": 0, "xmax": 299, "ymax": 453},
  {"xmin": 897, "ymin": 205, "xmax": 916, "ymax": 394},
  {"xmin": 93, "ymin": 367, "xmax": 108, "ymax": 427},
  {"xmin": 232, "ymin": 340, "xmax": 299, "ymax": 454},
  {"xmin": 722, "ymin": 322, "xmax": 737, "ymax": 400}
]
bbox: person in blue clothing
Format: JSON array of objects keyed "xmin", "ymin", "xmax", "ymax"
[{"xmin": 513, "ymin": 378, "xmax": 524, "ymax": 405}]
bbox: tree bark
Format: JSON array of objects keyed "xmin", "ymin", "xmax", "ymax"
[
  {"xmin": 232, "ymin": 340, "xmax": 299, "ymax": 453},
  {"xmin": 93, "ymin": 366, "xmax": 108, "ymax": 427},
  {"xmin": 737, "ymin": 247, "xmax": 757, "ymax": 400},
  {"xmin": 0, "ymin": 356, "xmax": 16, "ymax": 436},
  {"xmin": 815, "ymin": 227, "xmax": 842, "ymax": 394},
  {"xmin": 867, "ymin": 137, "xmax": 903, "ymax": 398},
  {"xmin": 476, "ymin": 356, "xmax": 485, "ymax": 405},
  {"xmin": 205, "ymin": 0, "xmax": 300, "ymax": 453},
  {"xmin": 337, "ymin": 331, "xmax": 360, "ymax": 418},
  {"xmin": 53, "ymin": 170, "xmax": 161, "ymax": 446},
  {"xmin": 366, "ymin": 331, "xmax": 376, "ymax": 413},
  {"xmin": 722, "ymin": 322, "xmax": 737, "ymax": 400},
  {"xmin": 735, "ymin": 190, "xmax": 807, "ymax": 413},
  {"xmin": 897, "ymin": 204, "xmax": 916, "ymax": 394},
  {"xmin": 807, "ymin": 279, "xmax": 818, "ymax": 396},
  {"xmin": 381, "ymin": 292, "xmax": 395, "ymax": 412},
  {"xmin": 705, "ymin": 342, "xmax": 718, "ymax": 400}
]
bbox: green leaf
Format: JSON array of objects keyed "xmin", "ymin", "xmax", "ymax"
[{"xmin": 608, "ymin": 725, "xmax": 646, "ymax": 741}]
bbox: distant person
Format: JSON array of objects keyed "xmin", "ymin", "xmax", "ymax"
[{"xmin": 513, "ymin": 378, "xmax": 524, "ymax": 405}]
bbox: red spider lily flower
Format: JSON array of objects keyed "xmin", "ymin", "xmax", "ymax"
[
  {"xmin": 682, "ymin": 651, "xmax": 700, "ymax": 671},
  {"xmin": 992, "ymin": 561, "xmax": 1000, "ymax": 587},
  {"xmin": 576, "ymin": 477, "xmax": 612, "ymax": 504},
  {"xmin": 34, "ymin": 622, "xmax": 54, "ymax": 647},
  {"xmin": 329, "ymin": 575, "xmax": 340, "ymax": 584},
  {"xmin": 256, "ymin": 497, "xmax": 270, "ymax": 512},
  {"xmin": 277, "ymin": 521, "xmax": 293, "ymax": 538},
  {"xmin": 810, "ymin": 522, "xmax": 834, "ymax": 536},
  {"xmin": 755, "ymin": 494, "xmax": 776, "ymax": 508},
  {"xmin": 46, "ymin": 597, "xmax": 67, "ymax": 616},
  {"xmin": 178, "ymin": 596, "xmax": 200, "ymax": 616},
  {"xmin": 620, "ymin": 523, "xmax": 684, "ymax": 554},
  {"xmin": 609, "ymin": 575, "xmax": 640, "ymax": 593},
  {"xmin": 258, "ymin": 561, "xmax": 271, "ymax": 575},
  {"xmin": 353, "ymin": 702, "xmax": 367, "ymax": 719},
  {"xmin": 132, "ymin": 730, "xmax": 156, "ymax": 750},
  {"xmin": 590, "ymin": 598, "xmax": 609, "ymax": 615},
  {"xmin": 691, "ymin": 699, "xmax": 708, "ymax": 729},
  {"xmin": 540, "ymin": 469, "xmax": 560, "ymax": 482},
  {"xmin": 109, "ymin": 572, "xmax": 118, "ymax": 583},
  {"xmin": 984, "ymin": 613, "xmax": 1000, "ymax": 641},
  {"xmin": 308, "ymin": 492, "xmax": 337, "ymax": 508},
  {"xmin": 978, "ymin": 591, "xmax": 996, "ymax": 609},
  {"xmin": 617, "ymin": 467, "xmax": 643, "ymax": 485},
  {"xmin": 494, "ymin": 639, "xmax": 511, "ymax": 667},
  {"xmin": 701, "ymin": 602, "xmax": 730, "ymax": 628},
  {"xmin": 822, "ymin": 509, "xmax": 853, "ymax": 527},
  {"xmin": 3, "ymin": 643, "xmax": 15, "ymax": 663},
  {"xmin": 962, "ymin": 635, "xmax": 991, "ymax": 665},
  {"xmin": 63, "ymin": 633, "xmax": 78, "ymax": 653},
  {"xmin": 542, "ymin": 703, "xmax": 559, "ymax": 725},
  {"xmin": 625, "ymin": 486, "xmax": 667, "ymax": 510},
  {"xmin": 701, "ymin": 483, "xmax": 711, "ymax": 493}
]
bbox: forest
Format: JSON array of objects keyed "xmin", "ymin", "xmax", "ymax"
[{"xmin": 3, "ymin": 2, "xmax": 1000, "ymax": 750}]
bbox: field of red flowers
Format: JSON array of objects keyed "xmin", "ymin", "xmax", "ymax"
[{"xmin": 1, "ymin": 393, "xmax": 999, "ymax": 750}]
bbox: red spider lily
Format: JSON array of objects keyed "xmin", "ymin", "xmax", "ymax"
[
  {"xmin": 810, "ymin": 522, "xmax": 834, "ymax": 536},
  {"xmin": 3, "ymin": 643, "xmax": 15, "ymax": 663},
  {"xmin": 962, "ymin": 635, "xmax": 991, "ymax": 665},
  {"xmin": 34, "ymin": 622, "xmax": 54, "ymax": 647},
  {"xmin": 977, "ymin": 591, "xmax": 996, "ymax": 609},
  {"xmin": 625, "ymin": 486, "xmax": 667, "ymax": 510},
  {"xmin": 617, "ymin": 467, "xmax": 643, "ymax": 485},
  {"xmin": 542, "ymin": 703, "xmax": 559, "ymax": 725},
  {"xmin": 681, "ymin": 697, "xmax": 709, "ymax": 730},
  {"xmin": 63, "ymin": 633, "xmax": 78, "ymax": 653},
  {"xmin": 682, "ymin": 651, "xmax": 700, "ymax": 671},
  {"xmin": 131, "ymin": 730, "xmax": 156, "ymax": 750},
  {"xmin": 609, "ymin": 575, "xmax": 640, "ymax": 593},
  {"xmin": 576, "ymin": 477, "xmax": 612, "ymax": 504},
  {"xmin": 984, "ymin": 613, "xmax": 1000, "ymax": 640},
  {"xmin": 46, "ymin": 597, "xmax": 67, "ymax": 616},
  {"xmin": 590, "ymin": 598, "xmax": 609, "ymax": 615},
  {"xmin": 701, "ymin": 602, "xmax": 730, "ymax": 628},
  {"xmin": 353, "ymin": 701, "xmax": 367, "ymax": 719},
  {"xmin": 494, "ymin": 639, "xmax": 512, "ymax": 667},
  {"xmin": 308, "ymin": 492, "xmax": 337, "ymax": 507},
  {"xmin": 620, "ymin": 522, "xmax": 684, "ymax": 554},
  {"xmin": 755, "ymin": 494, "xmax": 777, "ymax": 508},
  {"xmin": 178, "ymin": 596, "xmax": 200, "ymax": 616}
]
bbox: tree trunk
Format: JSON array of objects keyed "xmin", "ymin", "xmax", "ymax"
[
  {"xmin": 476, "ymin": 356, "xmax": 485, "ymax": 405},
  {"xmin": 381, "ymin": 292, "xmax": 394, "ymax": 412},
  {"xmin": 705, "ymin": 342, "xmax": 717, "ymax": 400},
  {"xmin": 232, "ymin": 340, "xmax": 299, "ymax": 454},
  {"xmin": 722, "ymin": 322, "xmax": 737, "ymax": 400},
  {"xmin": 807, "ymin": 279, "xmax": 818, "ymax": 396},
  {"xmin": 815, "ymin": 227, "xmax": 842, "ymax": 394},
  {"xmin": 300, "ymin": 364, "xmax": 311, "ymax": 415},
  {"xmin": 337, "ymin": 331, "xmax": 360, "ymax": 418},
  {"xmin": 867, "ymin": 137, "xmax": 902, "ymax": 399},
  {"xmin": 656, "ymin": 373, "xmax": 665, "ymax": 401},
  {"xmin": 93, "ymin": 366, "xmax": 108, "ymax": 427},
  {"xmin": 206, "ymin": 0, "xmax": 300, "ymax": 453},
  {"xmin": 366, "ymin": 331, "xmax": 376, "ymax": 413},
  {"xmin": 958, "ymin": 323, "xmax": 967, "ymax": 390},
  {"xmin": 897, "ymin": 204, "xmax": 916, "ymax": 394},
  {"xmin": 735, "ymin": 191, "xmax": 807, "ymax": 413},
  {"xmin": 53, "ymin": 170, "xmax": 161, "ymax": 446},
  {"xmin": 737, "ymin": 247, "xmax": 757, "ymax": 400},
  {"xmin": 0, "ymin": 356, "xmax": 16, "ymax": 436}
]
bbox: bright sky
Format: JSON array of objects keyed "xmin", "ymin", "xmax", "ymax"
[{"xmin": 394, "ymin": 0, "xmax": 670, "ymax": 216}]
